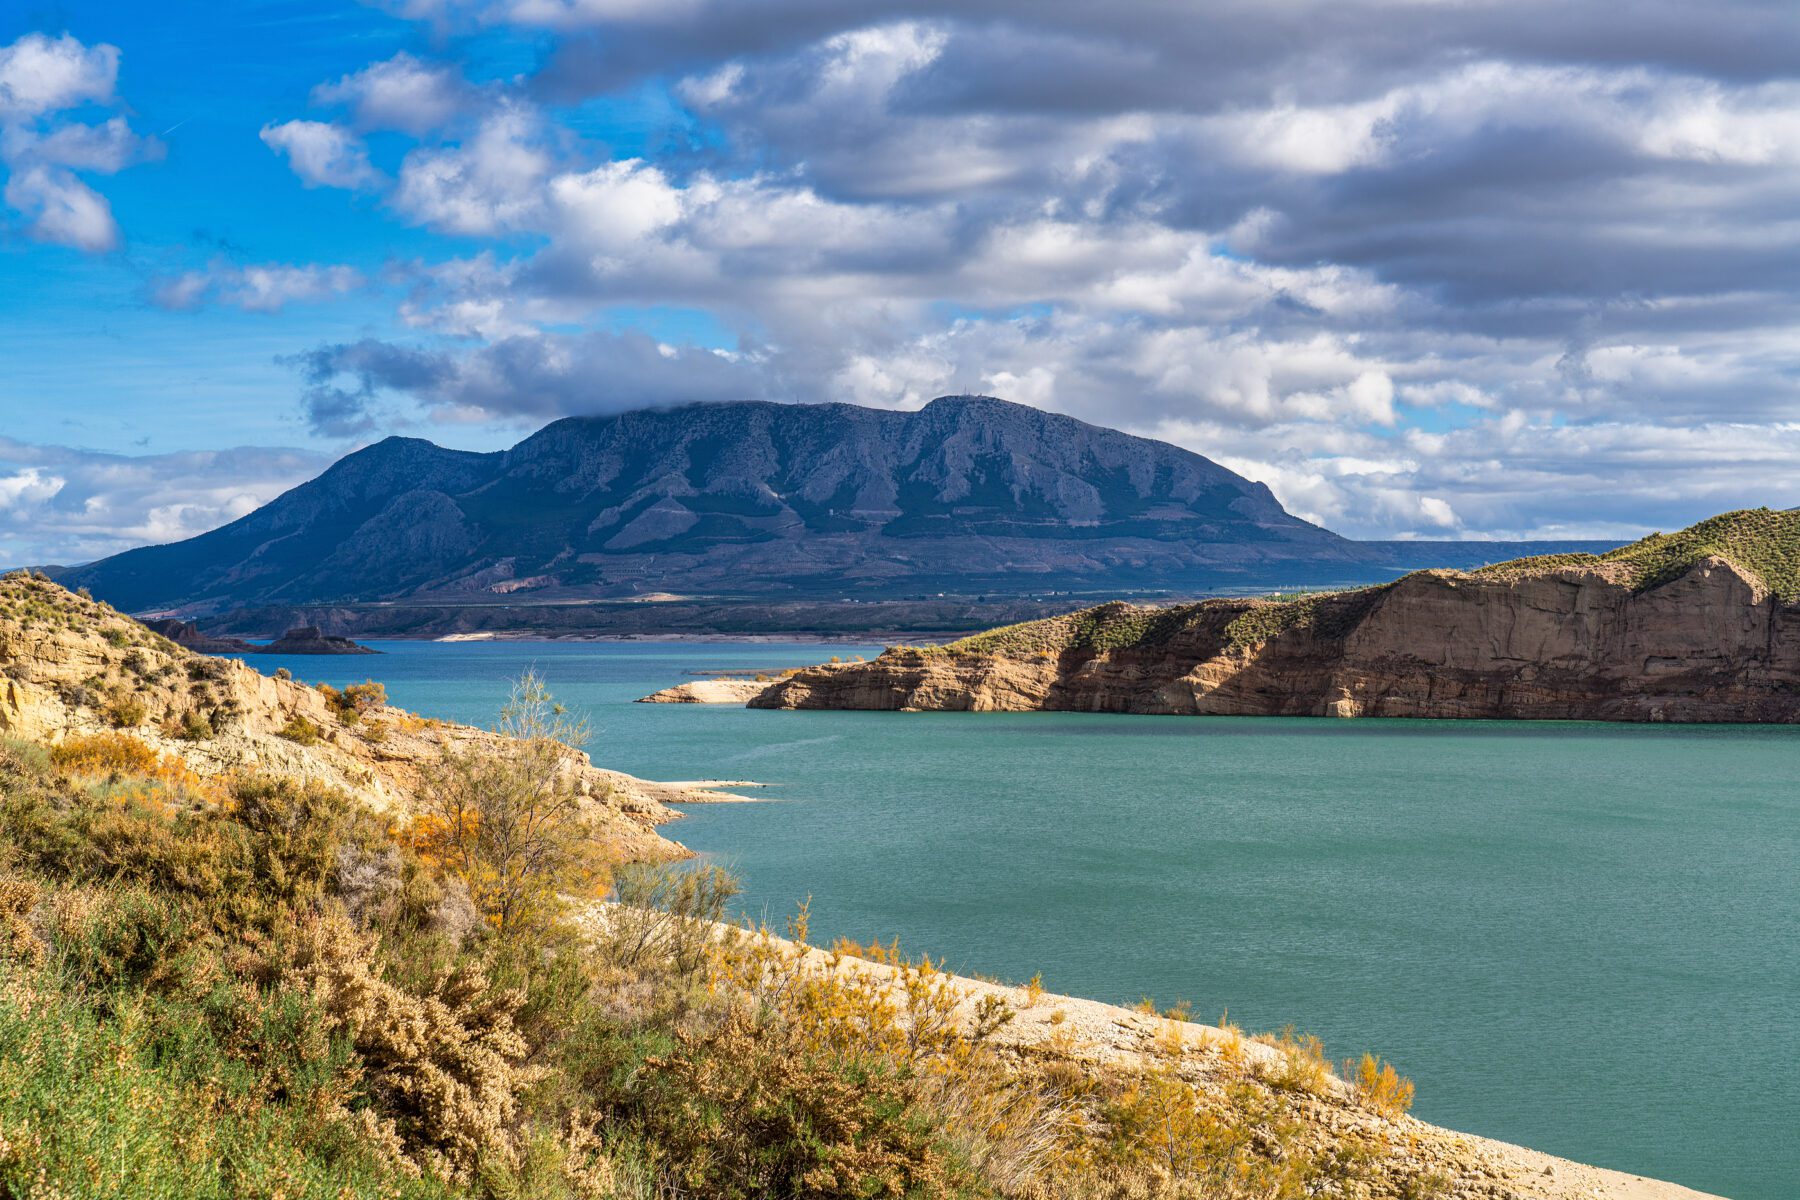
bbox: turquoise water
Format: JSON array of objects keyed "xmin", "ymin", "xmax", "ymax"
[{"xmin": 250, "ymin": 639, "xmax": 1798, "ymax": 1200}]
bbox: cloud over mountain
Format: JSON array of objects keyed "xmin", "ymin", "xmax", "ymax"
[{"xmin": 12, "ymin": 1, "xmax": 1800, "ymax": 561}]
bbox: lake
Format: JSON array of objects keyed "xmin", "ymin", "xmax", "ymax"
[{"xmin": 246, "ymin": 638, "xmax": 1798, "ymax": 1200}]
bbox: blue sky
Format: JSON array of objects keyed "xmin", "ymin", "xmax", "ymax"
[{"xmin": 7, "ymin": 0, "xmax": 1800, "ymax": 565}]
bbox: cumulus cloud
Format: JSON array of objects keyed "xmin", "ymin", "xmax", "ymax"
[
  {"xmin": 260, "ymin": 120, "xmax": 383, "ymax": 189},
  {"xmin": 0, "ymin": 33, "xmax": 117, "ymax": 117},
  {"xmin": 0, "ymin": 438, "xmax": 332, "ymax": 569},
  {"xmin": 311, "ymin": 52, "xmax": 474, "ymax": 135},
  {"xmin": 391, "ymin": 105, "xmax": 553, "ymax": 233},
  {"xmin": 3, "ymin": 166, "xmax": 118, "ymax": 251},
  {"xmin": 0, "ymin": 33, "xmax": 158, "ymax": 252},
  {"xmin": 217, "ymin": 1, "xmax": 1800, "ymax": 538}
]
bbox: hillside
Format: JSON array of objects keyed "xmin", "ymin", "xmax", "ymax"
[
  {"xmin": 58, "ymin": 396, "xmax": 1369, "ymax": 616},
  {"xmin": 755, "ymin": 508, "xmax": 1800, "ymax": 722},
  {"xmin": 0, "ymin": 570, "xmax": 735, "ymax": 861}
]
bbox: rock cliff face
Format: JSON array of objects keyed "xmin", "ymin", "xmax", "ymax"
[
  {"xmin": 754, "ymin": 522, "xmax": 1800, "ymax": 723},
  {"xmin": 0, "ymin": 572, "xmax": 737, "ymax": 862}
]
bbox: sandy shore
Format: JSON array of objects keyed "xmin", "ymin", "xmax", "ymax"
[{"xmin": 638, "ymin": 679, "xmax": 772, "ymax": 704}]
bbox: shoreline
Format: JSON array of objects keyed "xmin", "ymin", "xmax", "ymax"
[{"xmin": 425, "ymin": 630, "xmax": 910, "ymax": 644}]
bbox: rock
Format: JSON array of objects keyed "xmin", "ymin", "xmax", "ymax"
[
  {"xmin": 637, "ymin": 679, "xmax": 773, "ymax": 704},
  {"xmin": 256, "ymin": 626, "xmax": 379, "ymax": 655},
  {"xmin": 139, "ymin": 618, "xmax": 255, "ymax": 654}
]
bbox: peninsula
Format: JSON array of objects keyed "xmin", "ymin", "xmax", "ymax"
[{"xmin": 753, "ymin": 509, "xmax": 1800, "ymax": 722}]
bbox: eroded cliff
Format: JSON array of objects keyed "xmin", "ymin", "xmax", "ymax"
[{"xmin": 754, "ymin": 509, "xmax": 1800, "ymax": 722}]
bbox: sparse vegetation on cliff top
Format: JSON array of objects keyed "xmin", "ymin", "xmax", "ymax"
[
  {"xmin": 1475, "ymin": 507, "xmax": 1800, "ymax": 600},
  {"xmin": 903, "ymin": 508, "xmax": 1800, "ymax": 662},
  {"xmin": 929, "ymin": 600, "xmax": 1212, "ymax": 657}
]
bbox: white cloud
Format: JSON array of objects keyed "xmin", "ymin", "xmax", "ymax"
[
  {"xmin": 3, "ymin": 166, "xmax": 117, "ymax": 250},
  {"xmin": 392, "ymin": 106, "xmax": 550, "ymax": 233},
  {"xmin": 548, "ymin": 159, "xmax": 685, "ymax": 252},
  {"xmin": 312, "ymin": 52, "xmax": 471, "ymax": 135},
  {"xmin": 0, "ymin": 33, "xmax": 116, "ymax": 118},
  {"xmin": 1, "ymin": 115, "xmax": 156, "ymax": 172},
  {"xmin": 0, "ymin": 439, "xmax": 331, "ymax": 569},
  {"xmin": 260, "ymin": 120, "xmax": 383, "ymax": 189},
  {"xmin": 192, "ymin": 1, "xmax": 1800, "ymax": 543},
  {"xmin": 0, "ymin": 467, "xmax": 65, "ymax": 510},
  {"xmin": 0, "ymin": 33, "xmax": 155, "ymax": 253}
]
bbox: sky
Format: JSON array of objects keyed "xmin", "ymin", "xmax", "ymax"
[{"xmin": 5, "ymin": 0, "xmax": 1800, "ymax": 567}]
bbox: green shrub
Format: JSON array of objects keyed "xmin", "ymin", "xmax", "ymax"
[
  {"xmin": 279, "ymin": 714, "xmax": 325, "ymax": 745},
  {"xmin": 106, "ymin": 695, "xmax": 148, "ymax": 728}
]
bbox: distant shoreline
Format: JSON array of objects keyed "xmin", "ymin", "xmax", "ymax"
[{"xmin": 415, "ymin": 631, "xmax": 911, "ymax": 645}]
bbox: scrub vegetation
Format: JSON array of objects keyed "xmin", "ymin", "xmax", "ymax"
[
  {"xmin": 0, "ymin": 665, "xmax": 1434, "ymax": 1199},
  {"xmin": 1474, "ymin": 506, "xmax": 1800, "ymax": 599}
]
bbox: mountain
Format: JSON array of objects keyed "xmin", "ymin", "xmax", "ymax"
[
  {"xmin": 62, "ymin": 396, "xmax": 1372, "ymax": 615},
  {"xmin": 752, "ymin": 509, "xmax": 1800, "ymax": 723}
]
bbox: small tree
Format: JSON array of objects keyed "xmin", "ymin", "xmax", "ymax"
[{"xmin": 414, "ymin": 669, "xmax": 608, "ymax": 933}]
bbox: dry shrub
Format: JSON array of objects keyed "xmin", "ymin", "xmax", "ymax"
[
  {"xmin": 0, "ymin": 878, "xmax": 44, "ymax": 966},
  {"xmin": 104, "ymin": 695, "xmax": 148, "ymax": 728},
  {"xmin": 702, "ymin": 913, "xmax": 1090, "ymax": 1193},
  {"xmin": 1102, "ymin": 1021, "xmax": 1322, "ymax": 1200},
  {"xmin": 278, "ymin": 714, "xmax": 325, "ymax": 744},
  {"xmin": 50, "ymin": 732, "xmax": 159, "ymax": 776},
  {"xmin": 603, "ymin": 862, "xmax": 738, "ymax": 979},
  {"xmin": 320, "ymin": 681, "xmax": 387, "ymax": 726},
  {"xmin": 411, "ymin": 671, "xmax": 613, "ymax": 934},
  {"xmin": 1346, "ymin": 1053, "xmax": 1415, "ymax": 1117},
  {"xmin": 634, "ymin": 1010, "xmax": 963, "ymax": 1200},
  {"xmin": 1255, "ymin": 1025, "xmax": 1333, "ymax": 1096},
  {"xmin": 285, "ymin": 912, "xmax": 537, "ymax": 1181}
]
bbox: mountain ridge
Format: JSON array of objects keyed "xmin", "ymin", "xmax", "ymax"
[{"xmin": 61, "ymin": 395, "xmax": 1368, "ymax": 615}]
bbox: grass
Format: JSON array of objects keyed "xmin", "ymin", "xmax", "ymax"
[
  {"xmin": 1473, "ymin": 507, "xmax": 1800, "ymax": 600},
  {"xmin": 932, "ymin": 600, "xmax": 1213, "ymax": 658}
]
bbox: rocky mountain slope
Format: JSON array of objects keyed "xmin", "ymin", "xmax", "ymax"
[
  {"xmin": 0, "ymin": 571, "xmax": 736, "ymax": 860},
  {"xmin": 59, "ymin": 396, "xmax": 1370, "ymax": 615},
  {"xmin": 755, "ymin": 509, "xmax": 1800, "ymax": 722}
]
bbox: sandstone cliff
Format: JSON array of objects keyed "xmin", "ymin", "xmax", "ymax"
[
  {"xmin": 0, "ymin": 572, "xmax": 732, "ymax": 861},
  {"xmin": 754, "ymin": 509, "xmax": 1800, "ymax": 723}
]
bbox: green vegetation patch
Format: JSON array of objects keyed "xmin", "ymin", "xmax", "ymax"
[
  {"xmin": 1472, "ymin": 508, "xmax": 1800, "ymax": 600},
  {"xmin": 931, "ymin": 600, "xmax": 1211, "ymax": 658},
  {"xmin": 1220, "ymin": 587, "xmax": 1383, "ymax": 652}
]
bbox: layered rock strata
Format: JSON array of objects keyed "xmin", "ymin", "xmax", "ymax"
[{"xmin": 755, "ymin": 557, "xmax": 1800, "ymax": 722}]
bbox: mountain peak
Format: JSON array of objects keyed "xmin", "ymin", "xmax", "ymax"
[{"xmin": 62, "ymin": 396, "xmax": 1363, "ymax": 614}]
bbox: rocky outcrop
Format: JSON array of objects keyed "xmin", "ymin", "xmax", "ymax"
[
  {"xmin": 638, "ymin": 679, "xmax": 772, "ymax": 704},
  {"xmin": 0, "ymin": 572, "xmax": 737, "ymax": 862},
  {"xmin": 259, "ymin": 625, "xmax": 378, "ymax": 654},
  {"xmin": 139, "ymin": 618, "xmax": 376, "ymax": 656},
  {"xmin": 140, "ymin": 618, "xmax": 256, "ymax": 654},
  {"xmin": 755, "ymin": 554, "xmax": 1800, "ymax": 723}
]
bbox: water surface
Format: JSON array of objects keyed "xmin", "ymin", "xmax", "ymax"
[{"xmin": 250, "ymin": 639, "xmax": 1798, "ymax": 1200}]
